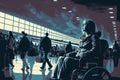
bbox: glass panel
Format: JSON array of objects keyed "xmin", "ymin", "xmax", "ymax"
[
  {"xmin": 30, "ymin": 31, "xmax": 33, "ymax": 35},
  {"xmin": 0, "ymin": 23, "xmax": 4, "ymax": 29},
  {"xmin": 0, "ymin": 17, "xmax": 4, "ymax": 23},
  {"xmin": 30, "ymin": 22, "xmax": 33, "ymax": 26},
  {"xmin": 14, "ymin": 21, "xmax": 19, "ymax": 27},
  {"xmin": 41, "ymin": 30, "xmax": 45, "ymax": 35},
  {"xmin": 37, "ymin": 32, "xmax": 40, "ymax": 36},
  {"xmin": 25, "ymin": 29, "xmax": 29, "ymax": 34},
  {"xmin": 34, "ymin": 24, "xmax": 37, "ymax": 28},
  {"xmin": 14, "ymin": 17, "xmax": 19, "ymax": 22},
  {"xmin": 25, "ymin": 25, "xmax": 29, "ymax": 29},
  {"xmin": 5, "ymin": 25, "xmax": 12, "ymax": 31},
  {"xmin": 6, "ymin": 14, "xmax": 13, "ymax": 20},
  {"xmin": 25, "ymin": 21, "xmax": 29, "ymax": 25},
  {"xmin": 20, "ymin": 19, "xmax": 24, "ymax": 23},
  {"xmin": 5, "ymin": 19, "xmax": 13, "ymax": 25},
  {"xmin": 30, "ymin": 26, "xmax": 33, "ymax": 30},
  {"xmin": 13, "ymin": 27, "xmax": 18, "ymax": 32},
  {"xmin": 0, "ymin": 12, "xmax": 5, "ymax": 17},
  {"xmin": 41, "ymin": 33, "xmax": 44, "ymax": 37},
  {"xmin": 33, "ymin": 32, "xmax": 36, "ymax": 36},
  {"xmin": 34, "ymin": 27, "xmax": 37, "ymax": 32},
  {"xmin": 36, "ymin": 25, "xmax": 40, "ymax": 29},
  {"xmin": 19, "ymin": 23, "xmax": 24, "ymax": 28},
  {"xmin": 19, "ymin": 28, "xmax": 24, "ymax": 33}
]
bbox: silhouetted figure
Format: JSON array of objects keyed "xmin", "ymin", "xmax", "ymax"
[
  {"xmin": 39, "ymin": 33, "xmax": 52, "ymax": 69},
  {"xmin": 96, "ymin": 31, "xmax": 109, "ymax": 66},
  {"xmin": 18, "ymin": 31, "xmax": 30, "ymax": 71},
  {"xmin": 0, "ymin": 32, "xmax": 6, "ymax": 80},
  {"xmin": 65, "ymin": 41, "xmax": 73, "ymax": 53},
  {"xmin": 113, "ymin": 41, "xmax": 120, "ymax": 67},
  {"xmin": 51, "ymin": 20, "xmax": 101, "ymax": 80},
  {"xmin": 27, "ymin": 41, "xmax": 39, "ymax": 80},
  {"xmin": 7, "ymin": 31, "xmax": 15, "ymax": 69}
]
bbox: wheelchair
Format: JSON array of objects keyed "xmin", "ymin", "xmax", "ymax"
[{"xmin": 71, "ymin": 57, "xmax": 111, "ymax": 80}]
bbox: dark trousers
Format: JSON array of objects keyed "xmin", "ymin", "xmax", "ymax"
[
  {"xmin": 52, "ymin": 52, "xmax": 77, "ymax": 79},
  {"xmin": 113, "ymin": 55, "xmax": 119, "ymax": 67},
  {"xmin": 41, "ymin": 52, "xmax": 52, "ymax": 68},
  {"xmin": 58, "ymin": 57, "xmax": 79, "ymax": 80}
]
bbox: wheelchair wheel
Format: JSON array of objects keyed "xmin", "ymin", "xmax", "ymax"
[{"xmin": 82, "ymin": 67, "xmax": 111, "ymax": 80}]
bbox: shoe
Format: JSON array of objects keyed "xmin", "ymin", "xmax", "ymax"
[
  {"xmin": 48, "ymin": 66, "xmax": 52, "ymax": 70},
  {"xmin": 26, "ymin": 66, "xmax": 29, "ymax": 69},
  {"xmin": 21, "ymin": 68, "xmax": 24, "ymax": 71},
  {"xmin": 11, "ymin": 65, "xmax": 14, "ymax": 70},
  {"xmin": 40, "ymin": 67, "xmax": 44, "ymax": 70}
]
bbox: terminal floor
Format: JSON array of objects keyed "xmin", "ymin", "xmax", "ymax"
[
  {"xmin": 11, "ymin": 56, "xmax": 57, "ymax": 80},
  {"xmin": 8, "ymin": 56, "xmax": 120, "ymax": 80}
]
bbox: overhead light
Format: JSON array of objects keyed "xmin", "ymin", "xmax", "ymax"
[
  {"xmin": 76, "ymin": 18, "xmax": 80, "ymax": 21},
  {"xmin": 113, "ymin": 28, "xmax": 117, "ymax": 30},
  {"xmin": 114, "ymin": 33, "xmax": 117, "ymax": 36},
  {"xmin": 109, "ymin": 12, "xmax": 114, "ymax": 14},
  {"xmin": 108, "ymin": 8, "xmax": 113, "ymax": 10},
  {"xmin": 112, "ymin": 21, "xmax": 116, "ymax": 25},
  {"xmin": 113, "ymin": 26, "xmax": 117, "ymax": 27},
  {"xmin": 62, "ymin": 7, "xmax": 67, "ymax": 10},
  {"xmin": 68, "ymin": 10, "xmax": 72, "ymax": 13},
  {"xmin": 110, "ymin": 16, "xmax": 115, "ymax": 18},
  {"xmin": 76, "ymin": 17, "xmax": 80, "ymax": 19},
  {"xmin": 114, "ymin": 30, "xmax": 117, "ymax": 33},
  {"xmin": 53, "ymin": 0, "xmax": 57, "ymax": 1}
]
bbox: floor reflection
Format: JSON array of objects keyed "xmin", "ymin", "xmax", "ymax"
[{"xmin": 12, "ymin": 56, "xmax": 57, "ymax": 80}]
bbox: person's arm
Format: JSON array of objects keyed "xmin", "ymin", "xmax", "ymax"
[{"xmin": 81, "ymin": 35, "xmax": 99, "ymax": 58}]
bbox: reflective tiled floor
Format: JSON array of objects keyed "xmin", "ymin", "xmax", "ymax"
[
  {"xmin": 9, "ymin": 56, "xmax": 120, "ymax": 80},
  {"xmin": 11, "ymin": 55, "xmax": 58, "ymax": 80}
]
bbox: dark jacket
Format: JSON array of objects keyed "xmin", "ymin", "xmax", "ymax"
[
  {"xmin": 18, "ymin": 36, "xmax": 30, "ymax": 52},
  {"xmin": 77, "ymin": 33, "xmax": 101, "ymax": 60},
  {"xmin": 40, "ymin": 36, "xmax": 51, "ymax": 52},
  {"xmin": 27, "ymin": 47, "xmax": 39, "ymax": 56},
  {"xmin": 65, "ymin": 43, "xmax": 72, "ymax": 53}
]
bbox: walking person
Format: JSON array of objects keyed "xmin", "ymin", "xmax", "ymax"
[
  {"xmin": 0, "ymin": 32, "xmax": 7, "ymax": 80},
  {"xmin": 65, "ymin": 41, "xmax": 73, "ymax": 53},
  {"xmin": 27, "ymin": 41, "xmax": 39, "ymax": 80},
  {"xmin": 7, "ymin": 31, "xmax": 15, "ymax": 69},
  {"xmin": 18, "ymin": 31, "xmax": 30, "ymax": 71},
  {"xmin": 39, "ymin": 33, "xmax": 52, "ymax": 70},
  {"xmin": 113, "ymin": 41, "xmax": 120, "ymax": 67}
]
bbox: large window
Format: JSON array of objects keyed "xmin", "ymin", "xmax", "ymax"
[{"xmin": 0, "ymin": 11, "xmax": 79, "ymax": 45}]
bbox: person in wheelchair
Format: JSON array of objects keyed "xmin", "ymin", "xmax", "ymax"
[{"xmin": 51, "ymin": 19, "xmax": 101, "ymax": 80}]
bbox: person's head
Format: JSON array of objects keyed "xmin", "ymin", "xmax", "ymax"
[
  {"xmin": 22, "ymin": 31, "xmax": 27, "ymax": 36},
  {"xmin": 9, "ymin": 31, "xmax": 13, "ymax": 37},
  {"xmin": 96, "ymin": 31, "xmax": 101, "ymax": 38},
  {"xmin": 114, "ymin": 40, "xmax": 118, "ymax": 44},
  {"xmin": 45, "ymin": 33, "xmax": 49, "ymax": 37},
  {"xmin": 81, "ymin": 19, "xmax": 96, "ymax": 35},
  {"xmin": 69, "ymin": 41, "xmax": 71, "ymax": 44}
]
